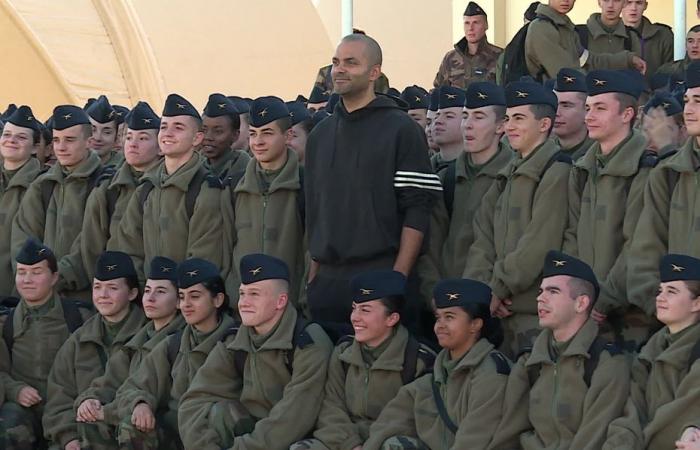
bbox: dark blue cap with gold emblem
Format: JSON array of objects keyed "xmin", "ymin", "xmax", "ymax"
[
  {"xmin": 401, "ymin": 85, "xmax": 429, "ymax": 110},
  {"xmin": 433, "ymin": 278, "xmax": 491, "ymax": 309},
  {"xmin": 428, "ymin": 89, "xmax": 440, "ymax": 112},
  {"xmin": 177, "ymin": 257, "xmax": 220, "ymax": 289},
  {"xmin": 249, "ymin": 96, "xmax": 290, "ymax": 128},
  {"xmin": 15, "ymin": 238, "xmax": 54, "ymax": 265},
  {"xmin": 94, "ymin": 251, "xmax": 137, "ymax": 281},
  {"xmin": 52, "ymin": 105, "xmax": 91, "ymax": 131},
  {"xmin": 554, "ymin": 68, "xmax": 586, "ymax": 93},
  {"xmin": 228, "ymin": 96, "xmax": 250, "ymax": 114},
  {"xmin": 203, "ymin": 93, "xmax": 239, "ymax": 118},
  {"xmin": 464, "ymin": 1, "xmax": 487, "ymax": 16},
  {"xmin": 126, "ymin": 101, "xmax": 160, "ymax": 130},
  {"xmin": 542, "ymin": 250, "xmax": 599, "ymax": 300},
  {"xmin": 1, "ymin": 104, "xmax": 17, "ymax": 121},
  {"xmin": 505, "ymin": 80, "xmax": 557, "ymax": 109},
  {"xmin": 7, "ymin": 105, "xmax": 40, "ymax": 133},
  {"xmin": 650, "ymin": 73, "xmax": 672, "ymax": 92},
  {"xmin": 543, "ymin": 79, "xmax": 556, "ymax": 92},
  {"xmin": 438, "ymin": 86, "xmax": 466, "ymax": 109},
  {"xmin": 465, "ymin": 81, "xmax": 505, "ymax": 108},
  {"xmin": 659, "ymin": 254, "xmax": 700, "ymax": 282},
  {"xmin": 148, "ymin": 256, "xmax": 178, "ymax": 282},
  {"xmin": 350, "ymin": 270, "xmax": 406, "ymax": 303},
  {"xmin": 239, "ymin": 253, "xmax": 289, "ymax": 284},
  {"xmin": 113, "ymin": 105, "xmax": 130, "ymax": 125},
  {"xmin": 296, "ymin": 94, "xmax": 308, "ymax": 103},
  {"xmin": 686, "ymin": 61, "xmax": 700, "ymax": 89},
  {"xmin": 308, "ymin": 86, "xmax": 331, "ymax": 104},
  {"xmin": 586, "ymin": 70, "xmax": 642, "ymax": 99},
  {"xmin": 86, "ymin": 95, "xmax": 117, "ymax": 124},
  {"xmin": 644, "ymin": 91, "xmax": 683, "ymax": 116},
  {"xmin": 286, "ymin": 101, "xmax": 312, "ymax": 126},
  {"xmin": 162, "ymin": 93, "xmax": 201, "ymax": 120}
]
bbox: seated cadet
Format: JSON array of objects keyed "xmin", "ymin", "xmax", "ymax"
[
  {"xmin": 430, "ymin": 86, "xmax": 465, "ymax": 174},
  {"xmin": 0, "ymin": 239, "xmax": 92, "ymax": 450},
  {"xmin": 43, "ymin": 251, "xmax": 146, "ymax": 450},
  {"xmin": 201, "ymin": 93, "xmax": 250, "ymax": 180},
  {"xmin": 606, "ymin": 254, "xmax": 700, "ymax": 450},
  {"xmin": 113, "ymin": 257, "xmax": 234, "ymax": 450},
  {"xmin": 552, "ymin": 68, "xmax": 594, "ymax": 160},
  {"xmin": 400, "ymin": 85, "xmax": 429, "ymax": 129},
  {"xmin": 364, "ymin": 278, "xmax": 510, "ymax": 450},
  {"xmin": 492, "ymin": 250, "xmax": 630, "ymax": 450},
  {"xmin": 86, "ymin": 95, "xmax": 125, "ymax": 168},
  {"xmin": 285, "ymin": 101, "xmax": 312, "ymax": 165},
  {"xmin": 178, "ymin": 254, "xmax": 333, "ymax": 450},
  {"xmin": 290, "ymin": 270, "xmax": 435, "ymax": 450},
  {"xmin": 75, "ymin": 256, "xmax": 184, "ymax": 448},
  {"xmin": 221, "ymin": 97, "xmax": 306, "ymax": 309},
  {"xmin": 641, "ymin": 91, "xmax": 685, "ymax": 157}
]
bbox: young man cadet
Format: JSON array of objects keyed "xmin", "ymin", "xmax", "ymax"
[
  {"xmin": 0, "ymin": 239, "xmax": 92, "ymax": 450},
  {"xmin": 221, "ymin": 96, "xmax": 305, "ymax": 309},
  {"xmin": 80, "ymin": 101, "xmax": 162, "ymax": 282},
  {"xmin": 492, "ymin": 250, "xmax": 630, "ymax": 450},
  {"xmin": 627, "ymin": 61, "xmax": 700, "ymax": 328},
  {"xmin": 434, "ymin": 1, "xmax": 502, "ymax": 88},
  {"xmin": 581, "ymin": 0, "xmax": 642, "ymax": 57},
  {"xmin": 658, "ymin": 25, "xmax": 700, "ymax": 78},
  {"xmin": 0, "ymin": 106, "xmax": 42, "ymax": 298},
  {"xmin": 525, "ymin": 0, "xmax": 646, "ymax": 80},
  {"xmin": 86, "ymin": 95, "xmax": 125, "ymax": 168},
  {"xmin": 114, "ymin": 93, "xmax": 223, "ymax": 280},
  {"xmin": 552, "ymin": 68, "xmax": 595, "ymax": 160},
  {"xmin": 425, "ymin": 89, "xmax": 440, "ymax": 154},
  {"xmin": 400, "ymin": 85, "xmax": 429, "ymax": 129},
  {"xmin": 12, "ymin": 104, "xmax": 111, "ymax": 298},
  {"xmin": 305, "ymin": 33, "xmax": 439, "ymax": 339},
  {"xmin": 563, "ymin": 69, "xmax": 652, "ymax": 350},
  {"xmin": 622, "ymin": 0, "xmax": 674, "ymax": 79},
  {"xmin": 201, "ymin": 93, "xmax": 250, "ymax": 180},
  {"xmin": 286, "ymin": 101, "xmax": 313, "ymax": 165},
  {"xmin": 178, "ymin": 253, "xmax": 333, "ymax": 450},
  {"xmin": 431, "ymin": 86, "xmax": 467, "ymax": 174},
  {"xmin": 465, "ymin": 79, "xmax": 571, "ymax": 358}
]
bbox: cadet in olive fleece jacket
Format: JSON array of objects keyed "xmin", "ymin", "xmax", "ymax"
[
  {"xmin": 177, "ymin": 306, "xmax": 333, "ymax": 450},
  {"xmin": 42, "ymin": 303, "xmax": 146, "ymax": 448},
  {"xmin": 206, "ymin": 148, "xmax": 250, "ymax": 179},
  {"xmin": 583, "ymin": 13, "xmax": 642, "ymax": 56}
]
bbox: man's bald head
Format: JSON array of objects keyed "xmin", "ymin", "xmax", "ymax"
[{"xmin": 339, "ymin": 33, "xmax": 383, "ymax": 67}]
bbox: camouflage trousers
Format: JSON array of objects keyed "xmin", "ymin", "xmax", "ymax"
[
  {"xmin": 379, "ymin": 436, "xmax": 429, "ymax": 450},
  {"xmin": 500, "ymin": 313, "xmax": 541, "ymax": 360},
  {"xmin": 77, "ymin": 421, "xmax": 118, "ymax": 450},
  {"xmin": 116, "ymin": 411, "xmax": 182, "ymax": 450},
  {"xmin": 289, "ymin": 438, "xmax": 331, "ymax": 450},
  {"xmin": 0, "ymin": 401, "xmax": 46, "ymax": 450}
]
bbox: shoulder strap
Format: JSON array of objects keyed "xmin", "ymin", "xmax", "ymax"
[
  {"xmin": 490, "ymin": 351, "xmax": 511, "ymax": 375},
  {"xmin": 285, "ymin": 317, "xmax": 314, "ymax": 374},
  {"xmin": 575, "ymin": 24, "xmax": 589, "ymax": 50},
  {"xmin": 400, "ymin": 336, "xmax": 421, "ymax": 385},
  {"xmin": 688, "ymin": 338, "xmax": 700, "ymax": 369},
  {"xmin": 541, "ymin": 151, "xmax": 572, "ymax": 180},
  {"xmin": 431, "ymin": 376, "xmax": 459, "ymax": 434},
  {"xmin": 137, "ymin": 180, "xmax": 155, "ymax": 213},
  {"xmin": 185, "ymin": 169, "xmax": 207, "ymax": 220},
  {"xmin": 584, "ymin": 336, "xmax": 622, "ymax": 386},
  {"xmin": 2, "ymin": 307, "xmax": 15, "ymax": 355},
  {"xmin": 442, "ymin": 163, "xmax": 457, "ymax": 219},
  {"xmin": 105, "ymin": 186, "xmax": 121, "ymax": 223},
  {"xmin": 60, "ymin": 299, "xmax": 88, "ymax": 333},
  {"xmin": 639, "ymin": 150, "xmax": 658, "ymax": 169},
  {"xmin": 297, "ymin": 166, "xmax": 306, "ymax": 232},
  {"xmin": 41, "ymin": 179, "xmax": 56, "ymax": 212},
  {"xmin": 166, "ymin": 329, "xmax": 183, "ymax": 366}
]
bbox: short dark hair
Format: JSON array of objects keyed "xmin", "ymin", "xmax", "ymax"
[
  {"xmin": 614, "ymin": 92, "xmax": 638, "ymax": 126},
  {"xmin": 274, "ymin": 117, "xmax": 292, "ymax": 133},
  {"xmin": 81, "ymin": 124, "xmax": 93, "ymax": 139},
  {"xmin": 530, "ymin": 104, "xmax": 556, "ymax": 134},
  {"xmin": 690, "ymin": 24, "xmax": 700, "ymax": 34},
  {"xmin": 461, "ymin": 302, "xmax": 504, "ymax": 348},
  {"xmin": 125, "ymin": 274, "xmax": 143, "ymax": 306},
  {"xmin": 492, "ymin": 105, "xmax": 507, "ymax": 121},
  {"xmin": 684, "ymin": 280, "xmax": 700, "ymax": 298},
  {"xmin": 201, "ymin": 276, "xmax": 230, "ymax": 313},
  {"xmin": 340, "ymin": 33, "xmax": 383, "ymax": 66},
  {"xmin": 568, "ymin": 277, "xmax": 597, "ymax": 310},
  {"xmin": 296, "ymin": 118, "xmax": 313, "ymax": 136},
  {"xmin": 45, "ymin": 253, "xmax": 58, "ymax": 273},
  {"xmin": 379, "ymin": 295, "xmax": 404, "ymax": 317}
]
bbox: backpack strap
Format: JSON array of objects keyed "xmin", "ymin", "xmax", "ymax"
[
  {"xmin": 442, "ymin": 163, "xmax": 457, "ymax": 219},
  {"xmin": 541, "ymin": 151, "xmax": 572, "ymax": 180},
  {"xmin": 137, "ymin": 180, "xmax": 156, "ymax": 213},
  {"xmin": 575, "ymin": 24, "xmax": 589, "ymax": 50},
  {"xmin": 285, "ymin": 317, "xmax": 314, "ymax": 373},
  {"xmin": 431, "ymin": 375, "xmax": 459, "ymax": 434},
  {"xmin": 489, "ymin": 351, "xmax": 511, "ymax": 376},
  {"xmin": 297, "ymin": 166, "xmax": 306, "ymax": 232},
  {"xmin": 90, "ymin": 166, "xmax": 117, "ymax": 192},
  {"xmin": 105, "ymin": 186, "xmax": 121, "ymax": 223},
  {"xmin": 166, "ymin": 329, "xmax": 184, "ymax": 367},
  {"xmin": 2, "ymin": 307, "xmax": 16, "ymax": 355},
  {"xmin": 584, "ymin": 336, "xmax": 622, "ymax": 387},
  {"xmin": 688, "ymin": 339, "xmax": 700, "ymax": 369},
  {"xmin": 60, "ymin": 299, "xmax": 90, "ymax": 333},
  {"xmin": 41, "ymin": 179, "xmax": 56, "ymax": 212}
]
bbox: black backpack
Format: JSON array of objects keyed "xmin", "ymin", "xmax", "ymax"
[{"xmin": 499, "ymin": 15, "xmax": 555, "ymax": 85}]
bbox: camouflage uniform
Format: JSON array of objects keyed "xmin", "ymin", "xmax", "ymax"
[{"xmin": 434, "ymin": 37, "xmax": 503, "ymax": 88}]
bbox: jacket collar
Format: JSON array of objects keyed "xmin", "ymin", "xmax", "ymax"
[
  {"xmin": 455, "ymin": 36, "xmax": 489, "ymax": 56},
  {"xmin": 3, "ymin": 158, "xmax": 41, "ymax": 189},
  {"xmin": 338, "ymin": 325, "xmax": 411, "ymax": 372},
  {"xmin": 142, "ymin": 152, "xmax": 202, "ymax": 192},
  {"xmin": 230, "ymin": 305, "xmax": 297, "ymax": 352},
  {"xmin": 235, "ymin": 149, "xmax": 301, "ymax": 195},
  {"xmin": 433, "ymin": 338, "xmax": 494, "ymax": 384},
  {"xmin": 536, "ymin": 3, "xmax": 573, "ymax": 28},
  {"xmin": 456, "ymin": 142, "xmax": 514, "ymax": 181},
  {"xmin": 587, "ymin": 13, "xmax": 628, "ymax": 39},
  {"xmin": 639, "ymin": 322, "xmax": 700, "ymax": 369},
  {"xmin": 526, "ymin": 319, "xmax": 599, "ymax": 367},
  {"xmin": 575, "ymin": 130, "xmax": 647, "ymax": 176},
  {"xmin": 44, "ymin": 150, "xmax": 101, "ymax": 183},
  {"xmin": 499, "ymin": 138, "xmax": 561, "ymax": 181},
  {"xmin": 78, "ymin": 304, "xmax": 145, "ymax": 346},
  {"xmin": 13, "ymin": 292, "xmax": 64, "ymax": 336},
  {"xmin": 664, "ymin": 137, "xmax": 700, "ymax": 173}
]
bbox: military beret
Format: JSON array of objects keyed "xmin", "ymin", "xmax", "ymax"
[
  {"xmin": 505, "ymin": 80, "xmax": 557, "ymax": 109},
  {"xmin": 686, "ymin": 61, "xmax": 700, "ymax": 89},
  {"xmin": 312, "ymin": 109, "xmax": 331, "ymax": 128},
  {"xmin": 465, "ymin": 81, "xmax": 506, "ymax": 108},
  {"xmin": 177, "ymin": 258, "xmax": 220, "ymax": 289},
  {"xmin": 148, "ymin": 256, "xmax": 178, "ymax": 282},
  {"xmin": 295, "ymin": 94, "xmax": 309, "ymax": 103},
  {"xmin": 248, "ymin": 96, "xmax": 290, "ymax": 128},
  {"xmin": 669, "ymin": 73, "xmax": 686, "ymax": 91},
  {"xmin": 86, "ymin": 95, "xmax": 117, "ymax": 124},
  {"xmin": 239, "ymin": 253, "xmax": 289, "ymax": 284},
  {"xmin": 433, "ymin": 278, "xmax": 491, "ymax": 309},
  {"xmin": 94, "ymin": 251, "xmax": 137, "ymax": 281},
  {"xmin": 15, "ymin": 238, "xmax": 54, "ymax": 266},
  {"xmin": 285, "ymin": 101, "xmax": 312, "ymax": 126},
  {"xmin": 126, "ymin": 101, "xmax": 160, "ymax": 130},
  {"xmin": 204, "ymin": 93, "xmax": 239, "ymax": 118},
  {"xmin": 659, "ymin": 254, "xmax": 700, "ymax": 282},
  {"xmin": 350, "ymin": 270, "xmax": 406, "ymax": 303},
  {"xmin": 401, "ymin": 85, "xmax": 429, "ymax": 110},
  {"xmin": 44, "ymin": 116, "xmax": 54, "ymax": 131},
  {"xmin": 644, "ymin": 91, "xmax": 683, "ymax": 116},
  {"xmin": 113, "ymin": 105, "xmax": 130, "ymax": 124},
  {"xmin": 325, "ymin": 93, "xmax": 340, "ymax": 113},
  {"xmin": 52, "ymin": 105, "xmax": 91, "ymax": 131},
  {"xmin": 464, "ymin": 1, "xmax": 487, "ymax": 17},
  {"xmin": 428, "ymin": 89, "xmax": 440, "ymax": 112},
  {"xmin": 554, "ymin": 68, "xmax": 587, "ymax": 93},
  {"xmin": 83, "ymin": 98, "xmax": 97, "ymax": 110},
  {"xmin": 1, "ymin": 104, "xmax": 17, "ymax": 121},
  {"xmin": 586, "ymin": 70, "xmax": 643, "ymax": 99},
  {"xmin": 671, "ymin": 85, "xmax": 686, "ymax": 108},
  {"xmin": 438, "ymin": 86, "xmax": 466, "ymax": 109},
  {"xmin": 6, "ymin": 105, "xmax": 40, "ymax": 133},
  {"xmin": 228, "ymin": 96, "xmax": 251, "ymax": 114},
  {"xmin": 650, "ymin": 73, "xmax": 672, "ymax": 92},
  {"xmin": 542, "ymin": 250, "xmax": 599, "ymax": 300},
  {"xmin": 543, "ymin": 79, "xmax": 556, "ymax": 92},
  {"xmin": 308, "ymin": 86, "xmax": 330, "ymax": 104},
  {"xmin": 162, "ymin": 93, "xmax": 201, "ymax": 120}
]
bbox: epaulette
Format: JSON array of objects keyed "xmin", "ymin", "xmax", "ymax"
[
  {"xmin": 602, "ymin": 341, "xmax": 624, "ymax": 356},
  {"xmin": 489, "ymin": 351, "xmax": 511, "ymax": 375},
  {"xmin": 516, "ymin": 345, "xmax": 533, "ymax": 361},
  {"xmin": 206, "ymin": 173, "xmax": 223, "ymax": 189},
  {"xmin": 639, "ymin": 150, "xmax": 659, "ymax": 168}
]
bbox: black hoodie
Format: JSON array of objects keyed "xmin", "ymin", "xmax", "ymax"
[{"xmin": 305, "ymin": 94, "xmax": 440, "ymax": 265}]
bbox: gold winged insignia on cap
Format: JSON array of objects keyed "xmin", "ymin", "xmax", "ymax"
[
  {"xmin": 290, "ymin": 112, "xmax": 295, "ymax": 117},
  {"xmin": 516, "ymin": 91, "xmax": 528, "ymax": 98},
  {"xmin": 63, "ymin": 113, "xmax": 72, "ymax": 120},
  {"xmin": 672, "ymin": 264, "xmax": 685, "ymax": 272},
  {"xmin": 161, "ymin": 266, "xmax": 172, "ymax": 272},
  {"xmin": 593, "ymin": 79, "xmax": 607, "ymax": 86},
  {"xmin": 360, "ymin": 288, "xmax": 374, "ymax": 295},
  {"xmin": 37, "ymin": 248, "xmax": 46, "ymax": 255},
  {"xmin": 662, "ymin": 102, "xmax": 671, "ymax": 109},
  {"xmin": 477, "ymin": 92, "xmax": 488, "ymax": 99},
  {"xmin": 27, "ymin": 115, "xmax": 33, "ymax": 121},
  {"xmin": 414, "ymin": 96, "xmax": 422, "ymax": 102},
  {"xmin": 106, "ymin": 264, "xmax": 117, "ymax": 271},
  {"xmin": 176, "ymin": 103, "xmax": 186, "ymax": 109},
  {"xmin": 259, "ymin": 108, "xmax": 268, "ymax": 117},
  {"xmin": 447, "ymin": 293, "xmax": 460, "ymax": 300},
  {"xmin": 143, "ymin": 118, "xmax": 152, "ymax": 124},
  {"xmin": 250, "ymin": 267, "xmax": 262, "ymax": 276},
  {"xmin": 446, "ymin": 94, "xmax": 457, "ymax": 100},
  {"xmin": 218, "ymin": 103, "xmax": 226, "ymax": 109},
  {"xmin": 564, "ymin": 76, "xmax": 576, "ymax": 83},
  {"xmin": 187, "ymin": 270, "xmax": 199, "ymax": 277},
  {"xmin": 108, "ymin": 111, "xmax": 115, "ymax": 119},
  {"xmin": 553, "ymin": 260, "xmax": 566, "ymax": 267}
]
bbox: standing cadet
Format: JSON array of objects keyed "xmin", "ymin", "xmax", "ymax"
[
  {"xmin": 465, "ymin": 80, "xmax": 570, "ymax": 358},
  {"xmin": 400, "ymin": 85, "xmax": 429, "ymax": 129},
  {"xmin": 80, "ymin": 101, "xmax": 162, "ymax": 282},
  {"xmin": 290, "ymin": 270, "xmax": 435, "ymax": 450},
  {"xmin": 305, "ymin": 33, "xmax": 439, "ymax": 338},
  {"xmin": 86, "ymin": 95, "xmax": 125, "ymax": 168},
  {"xmin": 581, "ymin": 0, "xmax": 642, "ymax": 56},
  {"xmin": 201, "ymin": 93, "xmax": 250, "ymax": 180},
  {"xmin": 434, "ymin": 2, "xmax": 503, "ymax": 88},
  {"xmin": 178, "ymin": 254, "xmax": 333, "ymax": 450},
  {"xmin": 229, "ymin": 96, "xmax": 252, "ymax": 153},
  {"xmin": 622, "ymin": 0, "xmax": 674, "ymax": 79},
  {"xmin": 0, "ymin": 240, "xmax": 92, "ymax": 450},
  {"xmin": 563, "ymin": 69, "xmax": 653, "ymax": 350},
  {"xmin": 426, "ymin": 89, "xmax": 440, "ymax": 154},
  {"xmin": 43, "ymin": 251, "xmax": 146, "ymax": 450},
  {"xmin": 114, "ymin": 258, "xmax": 234, "ymax": 450},
  {"xmin": 12, "ymin": 105, "xmax": 112, "ymax": 298},
  {"xmin": 552, "ymin": 68, "xmax": 595, "ymax": 160},
  {"xmin": 286, "ymin": 101, "xmax": 313, "ymax": 165},
  {"xmin": 658, "ymin": 25, "xmax": 700, "ymax": 78},
  {"xmin": 364, "ymin": 279, "xmax": 509, "ymax": 450},
  {"xmin": 114, "ymin": 94, "xmax": 223, "ymax": 280},
  {"xmin": 220, "ymin": 96, "xmax": 306, "ymax": 309},
  {"xmin": 492, "ymin": 251, "xmax": 630, "ymax": 450},
  {"xmin": 431, "ymin": 86, "xmax": 466, "ymax": 173},
  {"xmin": 0, "ymin": 106, "xmax": 42, "ymax": 298}
]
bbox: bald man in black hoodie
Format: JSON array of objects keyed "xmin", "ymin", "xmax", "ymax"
[{"xmin": 305, "ymin": 34, "xmax": 440, "ymax": 340}]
